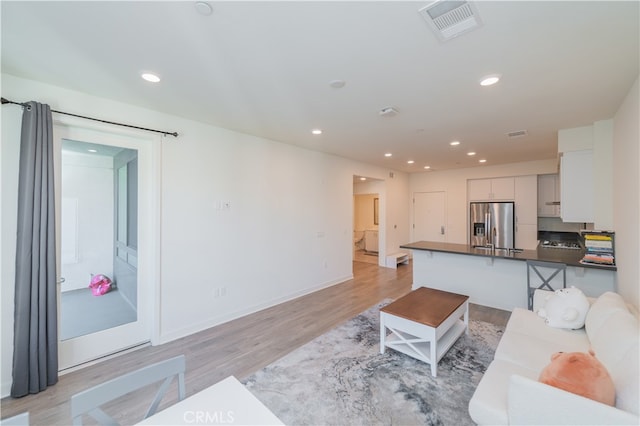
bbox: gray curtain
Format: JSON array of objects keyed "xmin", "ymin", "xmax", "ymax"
[{"xmin": 11, "ymin": 101, "xmax": 58, "ymax": 397}]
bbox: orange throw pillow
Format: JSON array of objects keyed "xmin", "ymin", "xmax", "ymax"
[{"xmin": 539, "ymin": 350, "xmax": 615, "ymax": 406}]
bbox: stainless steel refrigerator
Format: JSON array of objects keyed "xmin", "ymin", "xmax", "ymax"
[{"xmin": 469, "ymin": 201, "xmax": 515, "ymax": 249}]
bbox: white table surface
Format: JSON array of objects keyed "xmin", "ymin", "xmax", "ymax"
[{"xmin": 136, "ymin": 376, "xmax": 284, "ymax": 425}]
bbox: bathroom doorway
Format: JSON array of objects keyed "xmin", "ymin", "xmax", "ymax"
[
  {"xmin": 59, "ymin": 139, "xmax": 139, "ymax": 340},
  {"xmin": 54, "ymin": 125, "xmax": 154, "ymax": 371},
  {"xmin": 353, "ymin": 176, "xmax": 382, "ymax": 265}
]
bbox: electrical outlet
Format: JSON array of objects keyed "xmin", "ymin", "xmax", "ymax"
[
  {"xmin": 213, "ymin": 288, "xmax": 220, "ymax": 298},
  {"xmin": 220, "ymin": 287, "xmax": 227, "ymax": 297}
]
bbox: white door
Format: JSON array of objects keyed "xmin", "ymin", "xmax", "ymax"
[
  {"xmin": 413, "ymin": 192, "xmax": 446, "ymax": 242},
  {"xmin": 54, "ymin": 124, "xmax": 157, "ymax": 371}
]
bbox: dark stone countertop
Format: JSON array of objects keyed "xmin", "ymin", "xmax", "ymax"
[{"xmin": 399, "ymin": 241, "xmax": 617, "ymax": 271}]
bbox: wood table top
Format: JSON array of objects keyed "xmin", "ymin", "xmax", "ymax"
[{"xmin": 380, "ymin": 287, "xmax": 468, "ymax": 328}]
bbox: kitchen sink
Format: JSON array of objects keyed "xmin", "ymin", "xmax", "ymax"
[{"xmin": 473, "ymin": 246, "xmax": 523, "ymax": 254}]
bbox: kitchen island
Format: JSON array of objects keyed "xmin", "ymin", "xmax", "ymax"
[{"xmin": 400, "ymin": 241, "xmax": 616, "ymax": 311}]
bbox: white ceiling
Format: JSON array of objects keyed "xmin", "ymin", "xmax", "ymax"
[{"xmin": 2, "ymin": 1, "xmax": 638, "ymax": 173}]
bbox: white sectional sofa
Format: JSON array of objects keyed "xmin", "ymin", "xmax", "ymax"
[{"xmin": 469, "ymin": 290, "xmax": 639, "ymax": 425}]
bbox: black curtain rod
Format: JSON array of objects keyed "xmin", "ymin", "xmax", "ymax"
[{"xmin": 1, "ymin": 97, "xmax": 178, "ymax": 138}]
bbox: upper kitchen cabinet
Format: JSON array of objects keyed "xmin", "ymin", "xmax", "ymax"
[
  {"xmin": 557, "ymin": 120, "xmax": 613, "ymax": 228},
  {"xmin": 468, "ymin": 177, "xmax": 515, "ymax": 201},
  {"xmin": 561, "ymin": 150, "xmax": 594, "ymax": 223},
  {"xmin": 538, "ymin": 174, "xmax": 560, "ymax": 217}
]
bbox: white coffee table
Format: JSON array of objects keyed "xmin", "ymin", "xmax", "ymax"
[{"xmin": 380, "ymin": 287, "xmax": 469, "ymax": 377}]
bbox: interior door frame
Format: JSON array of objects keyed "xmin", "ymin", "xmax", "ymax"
[{"xmin": 53, "ymin": 119, "xmax": 161, "ymax": 371}]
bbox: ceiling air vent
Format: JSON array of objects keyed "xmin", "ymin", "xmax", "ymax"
[
  {"xmin": 507, "ymin": 130, "xmax": 528, "ymax": 139},
  {"xmin": 419, "ymin": 0, "xmax": 482, "ymax": 42}
]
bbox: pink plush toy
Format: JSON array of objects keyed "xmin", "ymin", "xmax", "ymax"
[
  {"xmin": 89, "ymin": 274, "xmax": 112, "ymax": 296},
  {"xmin": 539, "ymin": 350, "xmax": 615, "ymax": 406}
]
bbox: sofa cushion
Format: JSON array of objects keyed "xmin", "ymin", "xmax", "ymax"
[
  {"xmin": 585, "ymin": 292, "xmax": 629, "ymax": 338},
  {"xmin": 468, "ymin": 359, "xmax": 538, "ymax": 425},
  {"xmin": 588, "ymin": 308, "xmax": 638, "ymax": 369},
  {"xmin": 506, "ymin": 308, "xmax": 588, "ymax": 346},
  {"xmin": 587, "ymin": 308, "xmax": 639, "ymax": 415},
  {"xmin": 611, "ymin": 343, "xmax": 640, "ymax": 415},
  {"xmin": 494, "ymin": 330, "xmax": 591, "ymax": 372}
]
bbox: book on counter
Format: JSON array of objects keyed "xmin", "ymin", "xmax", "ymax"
[{"xmin": 580, "ymin": 231, "xmax": 615, "ymax": 267}]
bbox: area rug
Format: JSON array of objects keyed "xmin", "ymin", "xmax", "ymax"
[{"xmin": 243, "ymin": 300, "xmax": 504, "ymax": 425}]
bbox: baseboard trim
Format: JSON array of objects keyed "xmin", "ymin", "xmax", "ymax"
[{"xmin": 157, "ymin": 274, "xmax": 354, "ymax": 345}]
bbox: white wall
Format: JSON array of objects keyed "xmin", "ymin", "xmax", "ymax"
[
  {"xmin": 0, "ymin": 74, "xmax": 410, "ymax": 395},
  {"xmin": 61, "ymin": 151, "xmax": 114, "ymax": 292},
  {"xmin": 409, "ymin": 159, "xmax": 558, "ymax": 244},
  {"xmin": 353, "ymin": 193, "xmax": 378, "ymax": 232},
  {"xmin": 0, "ymin": 91, "xmax": 22, "ymax": 399},
  {"xmin": 613, "ymin": 77, "xmax": 640, "ymax": 309}
]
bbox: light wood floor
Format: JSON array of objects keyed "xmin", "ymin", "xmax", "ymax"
[
  {"xmin": 1, "ymin": 261, "xmax": 510, "ymax": 425},
  {"xmin": 353, "ymin": 249, "xmax": 379, "ymax": 264}
]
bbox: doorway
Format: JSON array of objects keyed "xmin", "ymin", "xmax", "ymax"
[
  {"xmin": 353, "ymin": 176, "xmax": 383, "ymax": 265},
  {"xmin": 59, "ymin": 140, "xmax": 138, "ymax": 340},
  {"xmin": 54, "ymin": 125, "xmax": 155, "ymax": 371},
  {"xmin": 353, "ymin": 193, "xmax": 379, "ymax": 264}
]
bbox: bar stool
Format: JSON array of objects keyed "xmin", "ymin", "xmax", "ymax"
[{"xmin": 526, "ymin": 260, "xmax": 566, "ymax": 310}]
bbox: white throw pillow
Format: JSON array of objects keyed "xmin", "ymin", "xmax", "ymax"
[{"xmin": 537, "ymin": 286, "xmax": 590, "ymax": 329}]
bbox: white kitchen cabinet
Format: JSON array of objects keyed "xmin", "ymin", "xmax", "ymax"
[
  {"xmin": 514, "ymin": 175, "xmax": 538, "ymax": 249},
  {"xmin": 537, "ymin": 174, "xmax": 560, "ymax": 217},
  {"xmin": 515, "ymin": 223, "xmax": 538, "ymax": 250},
  {"xmin": 468, "ymin": 177, "xmax": 515, "ymax": 201},
  {"xmin": 515, "ymin": 175, "xmax": 537, "ymax": 225},
  {"xmin": 561, "ymin": 150, "xmax": 594, "ymax": 223}
]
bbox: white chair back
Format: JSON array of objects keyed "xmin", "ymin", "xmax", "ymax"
[
  {"xmin": 71, "ymin": 354, "xmax": 186, "ymax": 425},
  {"xmin": 0, "ymin": 412, "xmax": 29, "ymax": 426}
]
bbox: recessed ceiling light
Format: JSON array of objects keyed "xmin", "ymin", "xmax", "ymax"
[
  {"xmin": 311, "ymin": 129, "xmax": 322, "ymax": 135},
  {"xmin": 384, "ymin": 153, "xmax": 392, "ymax": 157},
  {"xmin": 450, "ymin": 140, "xmax": 460, "ymax": 146},
  {"xmin": 329, "ymin": 80, "xmax": 346, "ymax": 89},
  {"xmin": 424, "ymin": 165, "xmax": 431, "ymax": 170},
  {"xmin": 87, "ymin": 149, "xmax": 98, "ymax": 153},
  {"xmin": 194, "ymin": 1, "xmax": 213, "ymax": 16},
  {"xmin": 360, "ymin": 177, "xmax": 367, "ymax": 181},
  {"xmin": 479, "ymin": 159, "xmax": 487, "ymax": 163},
  {"xmin": 407, "ymin": 160, "xmax": 415, "ymax": 164},
  {"xmin": 480, "ymin": 74, "xmax": 501, "ymax": 86},
  {"xmin": 141, "ymin": 73, "xmax": 160, "ymax": 83},
  {"xmin": 467, "ymin": 151, "xmax": 476, "ymax": 156}
]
